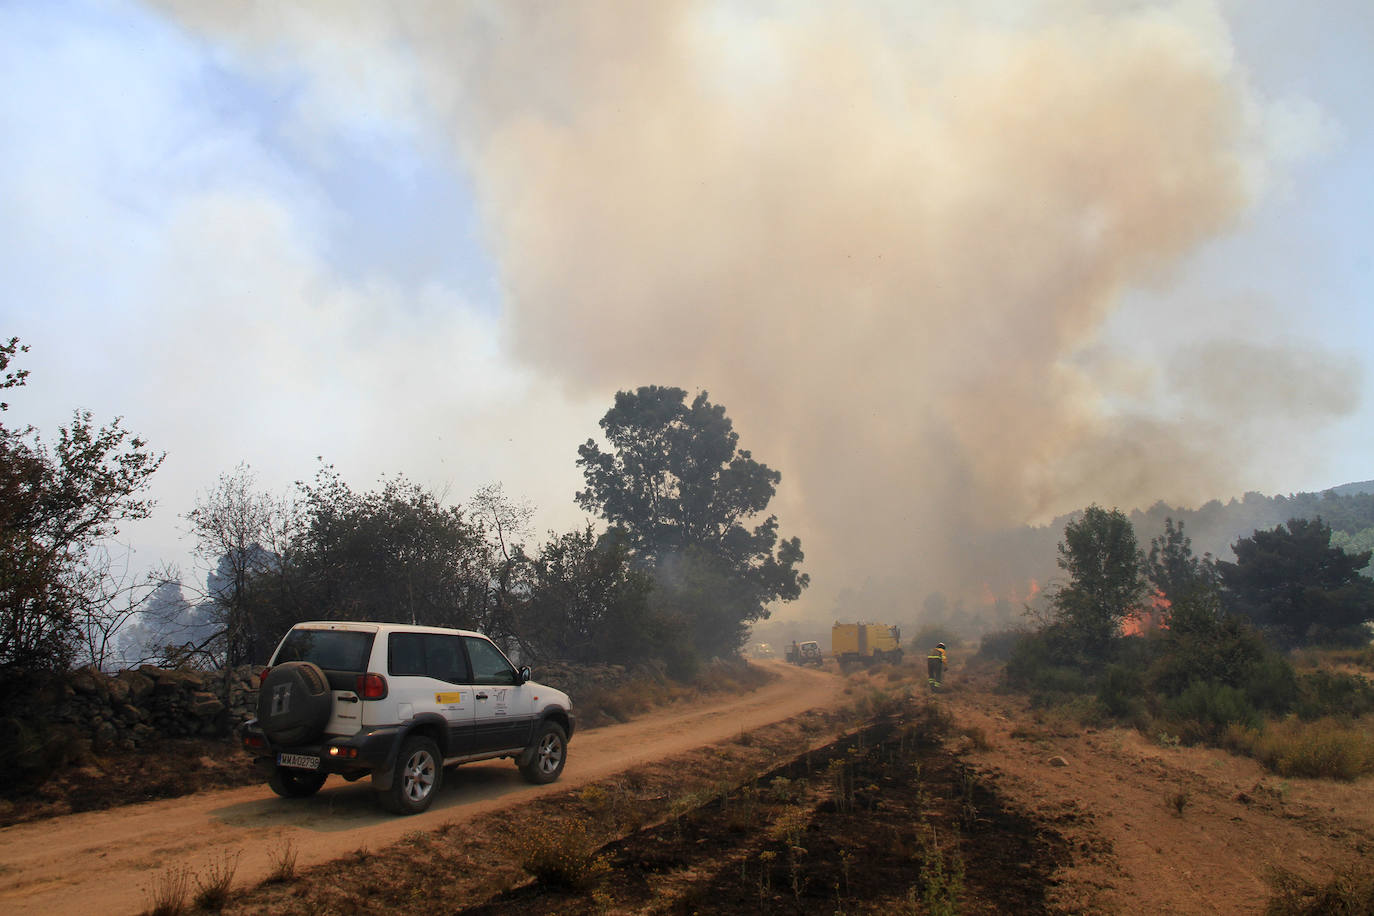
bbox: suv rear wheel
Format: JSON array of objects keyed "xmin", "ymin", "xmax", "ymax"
[
  {"xmin": 379, "ymin": 736, "xmax": 443, "ymax": 815},
  {"xmin": 519, "ymin": 721, "xmax": 567, "ymax": 785},
  {"xmin": 268, "ymin": 767, "xmax": 327, "ymax": 798}
]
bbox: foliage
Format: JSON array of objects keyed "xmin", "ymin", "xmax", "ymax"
[
  {"xmin": 1146, "ymin": 586, "xmax": 1296, "ymax": 712},
  {"xmin": 1294, "ymin": 670, "xmax": 1374, "ymax": 721},
  {"xmin": 1162, "ymin": 681, "xmax": 1261, "ymax": 743},
  {"xmin": 511, "ymin": 815, "xmax": 609, "ymax": 890},
  {"xmin": 0, "ymin": 338, "xmax": 163, "ymax": 673},
  {"xmin": 1330, "ymin": 526, "xmax": 1374, "ymax": 578},
  {"xmin": 1096, "ymin": 663, "xmax": 1145, "ymax": 720},
  {"xmin": 1218, "ymin": 517, "xmax": 1374, "ymax": 648},
  {"xmin": 1146, "ymin": 517, "xmax": 1217, "ymax": 604},
  {"xmin": 975, "ymin": 628, "xmax": 1024, "ymax": 662},
  {"xmin": 185, "ymin": 464, "xmax": 293, "ymax": 668},
  {"xmin": 522, "ymin": 525, "xmax": 665, "ymax": 664},
  {"xmin": 576, "ymin": 386, "xmax": 807, "ymax": 661},
  {"xmin": 1050, "ymin": 506, "xmax": 1147, "ymax": 661}
]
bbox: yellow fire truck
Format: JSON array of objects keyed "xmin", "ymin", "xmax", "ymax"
[{"xmin": 831, "ymin": 622, "xmax": 903, "ymax": 668}]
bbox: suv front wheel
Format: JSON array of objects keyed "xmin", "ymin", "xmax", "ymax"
[
  {"xmin": 379, "ymin": 735, "xmax": 443, "ymax": 815},
  {"xmin": 519, "ymin": 721, "xmax": 568, "ymax": 785}
]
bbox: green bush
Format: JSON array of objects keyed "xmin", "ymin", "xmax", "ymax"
[
  {"xmin": 1164, "ymin": 681, "xmax": 1261, "ymax": 742},
  {"xmin": 1241, "ymin": 654, "xmax": 1300, "ymax": 714},
  {"xmin": 1097, "ymin": 663, "xmax": 1145, "ymax": 719},
  {"xmin": 1005, "ymin": 625, "xmax": 1091, "ymax": 692},
  {"xmin": 1295, "ymin": 669, "xmax": 1374, "ymax": 720},
  {"xmin": 975, "ymin": 628, "xmax": 1024, "ymax": 662}
]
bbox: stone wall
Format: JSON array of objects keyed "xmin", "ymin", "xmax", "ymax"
[
  {"xmin": 41, "ymin": 664, "xmax": 260, "ymax": 752},
  {"xmin": 28, "ymin": 660, "xmax": 645, "ymax": 754}
]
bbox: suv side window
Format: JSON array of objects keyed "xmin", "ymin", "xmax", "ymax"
[
  {"xmin": 388, "ymin": 633, "xmax": 471, "ymax": 683},
  {"xmin": 388, "ymin": 633, "xmax": 427, "ymax": 677},
  {"xmin": 426, "ymin": 634, "xmax": 469, "ymax": 684},
  {"xmin": 463, "ymin": 636, "xmax": 518, "ymax": 686}
]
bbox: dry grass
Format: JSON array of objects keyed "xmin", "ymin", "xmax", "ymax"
[
  {"xmin": 1266, "ymin": 864, "xmax": 1374, "ymax": 915},
  {"xmin": 507, "ymin": 815, "xmax": 610, "ymax": 891},
  {"xmin": 266, "ymin": 838, "xmax": 299, "ymax": 883},
  {"xmin": 142, "ymin": 864, "xmax": 190, "ymax": 916},
  {"xmin": 192, "ymin": 850, "xmax": 240, "ymax": 911},
  {"xmin": 1225, "ymin": 717, "xmax": 1374, "ymax": 781}
]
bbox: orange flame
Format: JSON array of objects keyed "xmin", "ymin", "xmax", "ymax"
[{"xmin": 1121, "ymin": 591, "xmax": 1171, "ymax": 637}]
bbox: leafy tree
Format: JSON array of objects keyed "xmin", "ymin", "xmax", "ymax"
[
  {"xmin": 0, "ymin": 338, "xmax": 163, "ymax": 673},
  {"xmin": 575, "ymin": 386, "xmax": 808, "ymax": 660},
  {"xmin": 289, "ymin": 466, "xmax": 489, "ymax": 637},
  {"xmin": 1330, "ymin": 527, "xmax": 1374, "ymax": 579},
  {"xmin": 186, "ymin": 464, "xmax": 294, "ymax": 668},
  {"xmin": 523, "ymin": 525, "xmax": 661, "ymax": 664},
  {"xmin": 1146, "ymin": 517, "xmax": 1217, "ymax": 606},
  {"xmin": 1145, "ymin": 585, "xmax": 1294, "ymax": 709},
  {"xmin": 1217, "ymin": 517, "xmax": 1374, "ymax": 648},
  {"xmin": 1050, "ymin": 505, "xmax": 1147, "ymax": 660}
]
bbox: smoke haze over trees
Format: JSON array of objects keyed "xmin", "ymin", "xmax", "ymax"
[{"xmin": 124, "ymin": 0, "xmax": 1369, "ymax": 633}]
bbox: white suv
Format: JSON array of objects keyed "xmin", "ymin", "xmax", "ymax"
[{"xmin": 241, "ymin": 621, "xmax": 575, "ymax": 814}]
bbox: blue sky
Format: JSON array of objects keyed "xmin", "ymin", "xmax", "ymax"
[{"xmin": 2, "ymin": 0, "xmax": 1370, "ymax": 607}]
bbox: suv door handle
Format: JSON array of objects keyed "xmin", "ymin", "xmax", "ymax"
[
  {"xmin": 338, "ymin": 695, "xmax": 359, "ymax": 703},
  {"xmin": 475, "ymin": 692, "xmax": 489, "ymax": 700}
]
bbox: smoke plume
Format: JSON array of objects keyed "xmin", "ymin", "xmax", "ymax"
[{"xmin": 157, "ymin": 1, "xmax": 1358, "ymax": 616}]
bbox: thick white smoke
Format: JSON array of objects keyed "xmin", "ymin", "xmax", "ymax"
[{"xmin": 155, "ymin": 1, "xmax": 1357, "ymax": 616}]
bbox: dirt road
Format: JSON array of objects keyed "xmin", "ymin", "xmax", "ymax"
[
  {"xmin": 943, "ymin": 667, "xmax": 1374, "ymax": 914},
  {"xmin": 0, "ymin": 661, "xmax": 840, "ymax": 916}
]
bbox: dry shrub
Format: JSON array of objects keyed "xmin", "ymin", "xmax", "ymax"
[
  {"xmin": 142, "ymin": 864, "xmax": 190, "ymax": 916},
  {"xmin": 1267, "ymin": 864, "xmax": 1374, "ymax": 915},
  {"xmin": 1226, "ymin": 718, "xmax": 1374, "ymax": 781},
  {"xmin": 510, "ymin": 816, "xmax": 609, "ymax": 891},
  {"xmin": 267, "ymin": 838, "xmax": 299, "ymax": 883},
  {"xmin": 192, "ymin": 850, "xmax": 240, "ymax": 911},
  {"xmin": 961, "ymin": 726, "xmax": 990, "ymax": 751}
]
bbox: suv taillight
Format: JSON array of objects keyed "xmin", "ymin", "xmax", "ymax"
[
  {"xmin": 258, "ymin": 667, "xmax": 271, "ymax": 685},
  {"xmin": 356, "ymin": 673, "xmax": 387, "ymax": 699}
]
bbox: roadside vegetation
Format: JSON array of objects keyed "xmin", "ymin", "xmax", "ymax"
[{"xmin": 985, "ymin": 506, "xmax": 1374, "ymax": 783}]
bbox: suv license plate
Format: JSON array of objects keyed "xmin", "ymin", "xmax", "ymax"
[{"xmin": 278, "ymin": 753, "xmax": 321, "ymax": 770}]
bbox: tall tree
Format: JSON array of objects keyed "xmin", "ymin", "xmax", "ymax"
[
  {"xmin": 523, "ymin": 525, "xmax": 661, "ymax": 664},
  {"xmin": 1218, "ymin": 517, "xmax": 1374, "ymax": 648},
  {"xmin": 0, "ymin": 338, "xmax": 163, "ymax": 673},
  {"xmin": 1147, "ymin": 517, "xmax": 1217, "ymax": 606},
  {"xmin": 1051, "ymin": 505, "xmax": 1147, "ymax": 658},
  {"xmin": 186, "ymin": 464, "xmax": 293, "ymax": 668},
  {"xmin": 576, "ymin": 386, "xmax": 808, "ymax": 660},
  {"xmin": 289, "ymin": 466, "xmax": 489, "ymax": 635}
]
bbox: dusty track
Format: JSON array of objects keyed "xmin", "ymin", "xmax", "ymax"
[
  {"xmin": 942, "ymin": 666, "xmax": 1374, "ymax": 914},
  {"xmin": 0, "ymin": 661, "xmax": 840, "ymax": 916}
]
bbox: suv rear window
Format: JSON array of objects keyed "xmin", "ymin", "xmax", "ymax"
[{"xmin": 274, "ymin": 628, "xmax": 374, "ymax": 672}]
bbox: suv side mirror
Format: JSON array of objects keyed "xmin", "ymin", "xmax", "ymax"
[{"xmin": 518, "ymin": 665, "xmax": 532, "ymax": 684}]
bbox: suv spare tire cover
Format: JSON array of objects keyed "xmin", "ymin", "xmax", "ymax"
[{"xmin": 257, "ymin": 661, "xmax": 333, "ymax": 746}]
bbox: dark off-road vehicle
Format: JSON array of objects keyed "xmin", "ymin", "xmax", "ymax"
[{"xmin": 241, "ymin": 622, "xmax": 574, "ymax": 814}]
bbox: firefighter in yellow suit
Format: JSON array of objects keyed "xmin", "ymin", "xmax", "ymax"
[{"xmin": 927, "ymin": 642, "xmax": 947, "ymax": 689}]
